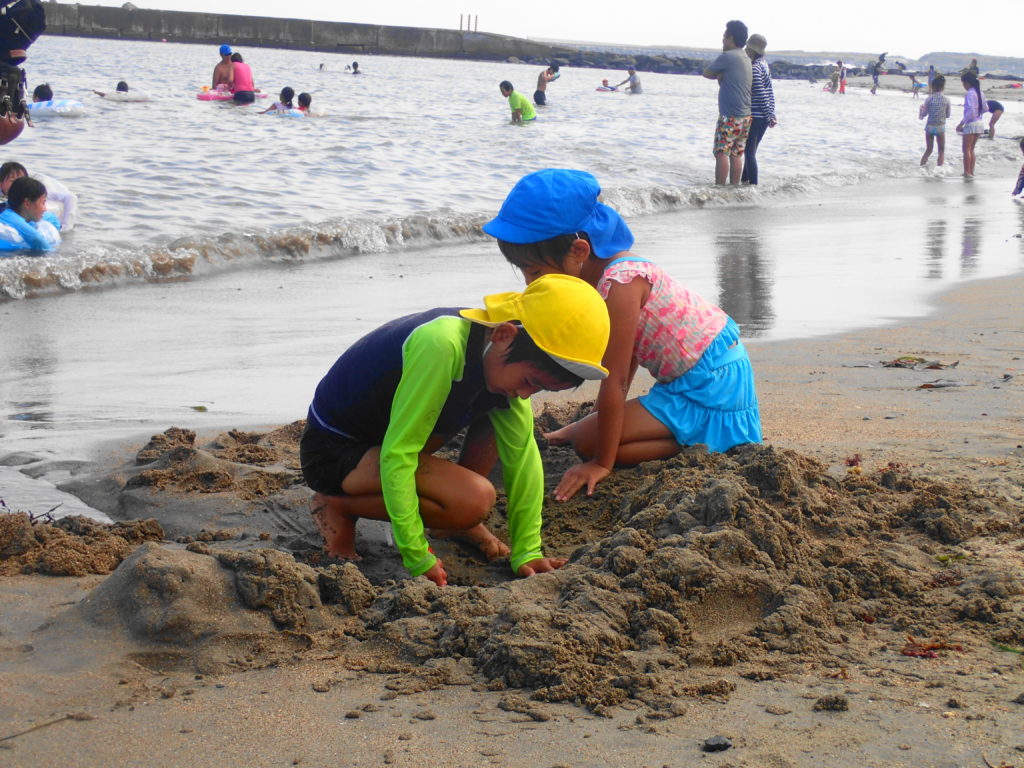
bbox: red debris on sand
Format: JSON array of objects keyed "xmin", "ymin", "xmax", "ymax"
[
  {"xmin": 901, "ymin": 635, "xmax": 965, "ymax": 659},
  {"xmin": 844, "ymin": 454, "xmax": 863, "ymax": 467}
]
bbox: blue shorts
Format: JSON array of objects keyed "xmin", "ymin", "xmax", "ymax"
[
  {"xmin": 925, "ymin": 124, "xmax": 945, "ymax": 136},
  {"xmin": 639, "ymin": 318, "xmax": 762, "ymax": 453}
]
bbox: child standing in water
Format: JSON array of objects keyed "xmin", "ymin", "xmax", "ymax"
[
  {"xmin": 919, "ymin": 74, "xmax": 950, "ymax": 166},
  {"xmin": 486, "ymin": 169, "xmax": 761, "ymax": 501},
  {"xmin": 957, "ymin": 72, "xmax": 987, "ymax": 178}
]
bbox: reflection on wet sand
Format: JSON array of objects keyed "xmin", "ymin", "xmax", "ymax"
[
  {"xmin": 924, "ymin": 220, "xmax": 947, "ymax": 280},
  {"xmin": 961, "ymin": 218, "xmax": 981, "ymax": 276},
  {"xmin": 3, "ymin": 342, "xmax": 57, "ymax": 429},
  {"xmin": 1015, "ymin": 200, "xmax": 1024, "ymax": 259},
  {"xmin": 714, "ymin": 230, "xmax": 774, "ymax": 337}
]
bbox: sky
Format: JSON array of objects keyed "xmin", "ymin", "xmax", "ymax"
[{"xmin": 94, "ymin": 0, "xmax": 1020, "ymax": 60}]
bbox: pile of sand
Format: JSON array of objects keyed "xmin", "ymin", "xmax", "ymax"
[
  {"xmin": 127, "ymin": 423, "xmax": 303, "ymax": 500},
  {"xmin": 0, "ymin": 513, "xmax": 163, "ymax": 576},
  {"xmin": 11, "ymin": 419, "xmax": 1022, "ymax": 714}
]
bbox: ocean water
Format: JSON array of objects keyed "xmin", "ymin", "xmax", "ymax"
[
  {"xmin": 4, "ymin": 36, "xmax": 1023, "ymax": 299},
  {"xmin": 1, "ymin": 36, "xmax": 1023, "ymax": 517}
]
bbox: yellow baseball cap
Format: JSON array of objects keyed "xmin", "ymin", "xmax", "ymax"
[{"xmin": 460, "ymin": 274, "xmax": 610, "ymax": 380}]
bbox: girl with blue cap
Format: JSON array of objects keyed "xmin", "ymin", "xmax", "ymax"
[{"xmin": 485, "ymin": 168, "xmax": 762, "ymax": 501}]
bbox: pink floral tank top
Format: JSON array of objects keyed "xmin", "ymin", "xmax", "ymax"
[{"xmin": 597, "ymin": 257, "xmax": 727, "ymax": 382}]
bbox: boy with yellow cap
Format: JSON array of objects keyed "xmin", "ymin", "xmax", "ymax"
[{"xmin": 301, "ymin": 274, "xmax": 610, "ymax": 586}]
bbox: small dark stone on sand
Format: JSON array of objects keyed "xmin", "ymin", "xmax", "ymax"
[
  {"xmin": 702, "ymin": 735, "xmax": 732, "ymax": 752},
  {"xmin": 813, "ymin": 695, "xmax": 849, "ymax": 712},
  {"xmin": 946, "ymin": 698, "xmax": 963, "ymax": 708},
  {"xmin": 345, "ymin": 710, "xmax": 361, "ymax": 718},
  {"xmin": 413, "ymin": 710, "xmax": 437, "ymax": 720},
  {"xmin": 1012, "ymin": 693, "xmax": 1024, "ymax": 705}
]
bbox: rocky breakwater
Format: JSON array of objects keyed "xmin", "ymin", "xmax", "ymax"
[{"xmin": 510, "ymin": 49, "xmax": 861, "ymax": 81}]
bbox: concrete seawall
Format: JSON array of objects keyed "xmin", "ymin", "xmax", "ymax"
[
  {"xmin": 41, "ymin": 3, "xmax": 851, "ymax": 80},
  {"xmin": 43, "ymin": 2, "xmax": 568, "ymax": 60}
]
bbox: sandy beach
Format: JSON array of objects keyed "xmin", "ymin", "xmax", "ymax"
[
  {"xmin": 3, "ymin": 36, "xmax": 1024, "ymax": 768},
  {"xmin": 1, "ymin": 265, "xmax": 1022, "ymax": 767}
]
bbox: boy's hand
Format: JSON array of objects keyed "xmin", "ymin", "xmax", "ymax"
[
  {"xmin": 517, "ymin": 557, "xmax": 567, "ymax": 577},
  {"xmin": 553, "ymin": 461, "xmax": 610, "ymax": 502},
  {"xmin": 423, "ymin": 559, "xmax": 448, "ymax": 586}
]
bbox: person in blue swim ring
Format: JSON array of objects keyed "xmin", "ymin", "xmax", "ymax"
[
  {"xmin": 0, "ymin": 161, "xmax": 77, "ymax": 230},
  {"xmin": 0, "ymin": 176, "xmax": 60, "ymax": 254}
]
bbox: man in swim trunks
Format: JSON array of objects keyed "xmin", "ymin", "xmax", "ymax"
[
  {"xmin": 703, "ymin": 20, "xmax": 752, "ymax": 185},
  {"xmin": 212, "ymin": 44, "xmax": 233, "ymax": 89},
  {"xmin": 534, "ymin": 64, "xmax": 558, "ymax": 106},
  {"xmin": 500, "ymin": 81, "xmax": 536, "ymax": 124}
]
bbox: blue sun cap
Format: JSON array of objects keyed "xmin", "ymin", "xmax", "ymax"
[
  {"xmin": 219, "ymin": 44, "xmax": 232, "ymax": 55},
  {"xmin": 482, "ymin": 168, "xmax": 634, "ymax": 259}
]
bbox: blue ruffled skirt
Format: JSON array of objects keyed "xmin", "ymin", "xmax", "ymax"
[{"xmin": 638, "ymin": 318, "xmax": 762, "ymax": 452}]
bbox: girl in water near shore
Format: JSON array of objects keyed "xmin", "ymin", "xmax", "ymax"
[
  {"xmin": 261, "ymin": 86, "xmax": 294, "ymax": 113},
  {"xmin": 919, "ymin": 74, "xmax": 951, "ymax": 167},
  {"xmin": 485, "ymin": 168, "xmax": 762, "ymax": 501},
  {"xmin": 957, "ymin": 72, "xmax": 987, "ymax": 178}
]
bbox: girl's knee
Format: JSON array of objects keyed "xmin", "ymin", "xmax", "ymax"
[{"xmin": 571, "ymin": 430, "xmax": 597, "ymax": 460}]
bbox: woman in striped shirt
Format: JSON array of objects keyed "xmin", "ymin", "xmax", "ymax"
[{"xmin": 740, "ymin": 33, "xmax": 777, "ymax": 185}]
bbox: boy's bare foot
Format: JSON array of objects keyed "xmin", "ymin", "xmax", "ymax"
[
  {"xmin": 431, "ymin": 523, "xmax": 510, "ymax": 561},
  {"xmin": 311, "ymin": 492, "xmax": 361, "ymax": 560},
  {"xmin": 542, "ymin": 424, "xmax": 574, "ymax": 446}
]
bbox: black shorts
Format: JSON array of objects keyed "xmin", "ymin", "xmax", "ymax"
[
  {"xmin": 299, "ymin": 421, "xmax": 374, "ymax": 495},
  {"xmin": 233, "ymin": 90, "xmax": 256, "ymax": 104},
  {"xmin": 534, "ymin": 90, "xmax": 546, "ymax": 105}
]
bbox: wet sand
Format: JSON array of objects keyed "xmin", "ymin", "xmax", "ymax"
[{"xmin": 1, "ymin": 268, "xmax": 1023, "ymax": 767}]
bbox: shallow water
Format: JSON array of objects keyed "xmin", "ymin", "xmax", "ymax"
[
  {"xmin": 1, "ymin": 36, "xmax": 1023, "ymax": 516},
  {"xmin": 3, "ymin": 36, "xmax": 1022, "ymax": 298}
]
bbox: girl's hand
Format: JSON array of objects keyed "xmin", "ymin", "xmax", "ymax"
[
  {"xmin": 423, "ymin": 559, "xmax": 448, "ymax": 586},
  {"xmin": 517, "ymin": 557, "xmax": 568, "ymax": 577},
  {"xmin": 553, "ymin": 461, "xmax": 611, "ymax": 502}
]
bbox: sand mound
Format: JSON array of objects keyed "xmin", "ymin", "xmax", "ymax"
[
  {"xmin": 58, "ymin": 424, "xmax": 314, "ymax": 541},
  {"xmin": 0, "ymin": 513, "xmax": 163, "ymax": 576},
  {"xmin": 50, "ymin": 441, "xmax": 1024, "ymax": 713}
]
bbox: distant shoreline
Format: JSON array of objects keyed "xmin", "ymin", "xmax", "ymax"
[{"xmin": 47, "ymin": 2, "xmax": 1018, "ymax": 82}]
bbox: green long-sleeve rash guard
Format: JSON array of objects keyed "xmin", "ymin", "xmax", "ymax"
[{"xmin": 379, "ymin": 316, "xmax": 546, "ymax": 577}]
